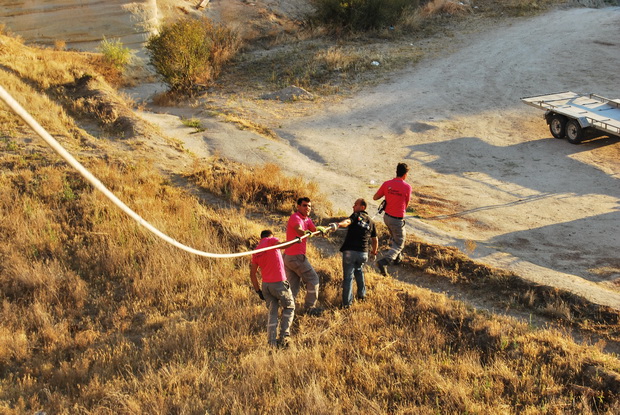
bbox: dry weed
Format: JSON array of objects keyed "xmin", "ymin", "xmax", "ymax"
[
  {"xmin": 185, "ymin": 156, "xmax": 332, "ymax": 217},
  {"xmin": 2, "ymin": 141, "xmax": 620, "ymax": 413},
  {"xmin": 53, "ymin": 39, "xmax": 66, "ymax": 51},
  {"xmin": 421, "ymin": 0, "xmax": 472, "ymax": 17},
  {"xmin": 2, "ymin": 6, "xmax": 620, "ymax": 413},
  {"xmin": 316, "ymin": 46, "xmax": 362, "ymax": 72},
  {"xmin": 222, "ymin": 112, "xmax": 278, "ymax": 139},
  {"xmin": 0, "ymin": 70, "xmax": 79, "ymax": 140}
]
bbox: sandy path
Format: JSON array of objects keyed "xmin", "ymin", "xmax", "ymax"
[{"xmin": 135, "ymin": 7, "xmax": 620, "ymax": 309}]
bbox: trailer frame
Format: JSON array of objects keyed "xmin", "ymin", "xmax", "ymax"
[{"xmin": 521, "ymin": 91, "xmax": 620, "ymax": 144}]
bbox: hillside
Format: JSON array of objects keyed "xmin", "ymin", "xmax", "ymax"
[{"xmin": 2, "ymin": 1, "xmax": 620, "ymax": 413}]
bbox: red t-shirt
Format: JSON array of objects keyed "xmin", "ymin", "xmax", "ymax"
[
  {"xmin": 284, "ymin": 212, "xmax": 315, "ymax": 256},
  {"xmin": 376, "ymin": 177, "xmax": 412, "ymax": 218},
  {"xmin": 251, "ymin": 237, "xmax": 286, "ymax": 283}
]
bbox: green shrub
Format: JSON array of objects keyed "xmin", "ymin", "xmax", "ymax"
[
  {"xmin": 145, "ymin": 17, "xmax": 241, "ymax": 94},
  {"xmin": 98, "ymin": 37, "xmax": 132, "ymax": 70},
  {"xmin": 310, "ymin": 0, "xmax": 419, "ymax": 31}
]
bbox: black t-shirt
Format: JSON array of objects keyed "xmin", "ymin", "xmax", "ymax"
[{"xmin": 340, "ymin": 211, "xmax": 377, "ymax": 252}]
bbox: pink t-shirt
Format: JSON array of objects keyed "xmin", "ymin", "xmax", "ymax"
[
  {"xmin": 377, "ymin": 177, "xmax": 412, "ymax": 218},
  {"xmin": 251, "ymin": 237, "xmax": 286, "ymax": 283},
  {"xmin": 284, "ymin": 212, "xmax": 315, "ymax": 256}
]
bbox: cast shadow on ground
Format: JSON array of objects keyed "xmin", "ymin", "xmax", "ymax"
[
  {"xmin": 278, "ymin": 131, "xmax": 327, "ymax": 164},
  {"xmin": 405, "ymin": 135, "xmax": 619, "ymax": 204},
  {"xmin": 403, "ymin": 135, "xmax": 620, "ymax": 282},
  {"xmin": 486, "ymin": 210, "xmax": 620, "ymax": 283}
]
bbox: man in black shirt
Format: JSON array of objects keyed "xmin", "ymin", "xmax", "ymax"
[{"xmin": 330, "ymin": 198, "xmax": 378, "ymax": 308}]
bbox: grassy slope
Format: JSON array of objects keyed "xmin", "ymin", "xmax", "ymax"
[{"xmin": 2, "ymin": 5, "xmax": 620, "ymax": 413}]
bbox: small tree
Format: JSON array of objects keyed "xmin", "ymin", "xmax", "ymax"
[{"xmin": 145, "ymin": 17, "xmax": 240, "ymax": 94}]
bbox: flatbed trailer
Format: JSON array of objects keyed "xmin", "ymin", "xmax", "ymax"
[{"xmin": 521, "ymin": 91, "xmax": 620, "ymax": 144}]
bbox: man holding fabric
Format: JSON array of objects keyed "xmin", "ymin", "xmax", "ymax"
[{"xmin": 373, "ymin": 163, "xmax": 412, "ymax": 276}]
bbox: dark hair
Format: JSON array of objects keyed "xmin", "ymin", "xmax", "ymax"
[
  {"xmin": 260, "ymin": 229, "xmax": 273, "ymax": 239},
  {"xmin": 358, "ymin": 198, "xmax": 367, "ymax": 208},
  {"xmin": 396, "ymin": 163, "xmax": 409, "ymax": 177},
  {"xmin": 297, "ymin": 197, "xmax": 311, "ymax": 205}
]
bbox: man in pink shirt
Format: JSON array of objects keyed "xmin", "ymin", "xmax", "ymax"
[
  {"xmin": 283, "ymin": 197, "xmax": 326, "ymax": 316},
  {"xmin": 373, "ymin": 163, "xmax": 412, "ymax": 276},
  {"xmin": 250, "ymin": 229, "xmax": 295, "ymax": 348}
]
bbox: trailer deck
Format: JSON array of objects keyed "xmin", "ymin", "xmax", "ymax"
[{"xmin": 521, "ymin": 91, "xmax": 620, "ymax": 143}]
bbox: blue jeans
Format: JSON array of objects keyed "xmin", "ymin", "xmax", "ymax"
[{"xmin": 342, "ymin": 250, "xmax": 368, "ymax": 307}]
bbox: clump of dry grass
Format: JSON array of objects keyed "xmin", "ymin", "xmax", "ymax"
[
  {"xmin": 420, "ymin": 0, "xmax": 473, "ymax": 17},
  {"xmin": 2, "ymin": 135, "xmax": 620, "ymax": 414},
  {"xmin": 0, "ymin": 33, "xmax": 116, "ymax": 90},
  {"xmin": 53, "ymin": 39, "xmax": 66, "ymax": 51},
  {"xmin": 316, "ymin": 46, "xmax": 366, "ymax": 72},
  {"xmin": 0, "ymin": 35, "xmax": 82, "ymax": 141},
  {"xmin": 221, "ymin": 111, "xmax": 279, "ymax": 139},
  {"xmin": 185, "ymin": 156, "xmax": 332, "ymax": 216},
  {"xmin": 0, "ymin": 33, "xmax": 137, "ymax": 140},
  {"xmin": 403, "ymin": 238, "xmax": 620, "ymax": 341}
]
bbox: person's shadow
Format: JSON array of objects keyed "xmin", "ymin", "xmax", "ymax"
[{"xmin": 403, "ymin": 134, "xmax": 620, "ymax": 283}]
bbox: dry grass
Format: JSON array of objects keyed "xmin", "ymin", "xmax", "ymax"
[
  {"xmin": 213, "ymin": 0, "xmax": 570, "ymax": 101},
  {"xmin": 2, "ymin": 131, "xmax": 620, "ymax": 414},
  {"xmin": 221, "ymin": 111, "xmax": 279, "ymax": 139},
  {"xmin": 185, "ymin": 156, "xmax": 332, "ymax": 217},
  {"xmin": 0, "ymin": 33, "xmax": 137, "ymax": 141},
  {"xmin": 2, "ymin": 8, "xmax": 620, "ymax": 414},
  {"xmin": 402, "ymin": 239, "xmax": 620, "ymax": 342},
  {"xmin": 420, "ymin": 0, "xmax": 473, "ymax": 17},
  {"xmin": 0, "ymin": 35, "xmax": 83, "ymax": 141},
  {"xmin": 218, "ymin": 38, "xmax": 416, "ymax": 98}
]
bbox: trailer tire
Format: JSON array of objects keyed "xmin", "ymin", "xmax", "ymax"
[
  {"xmin": 548, "ymin": 114, "xmax": 567, "ymax": 139},
  {"xmin": 566, "ymin": 119, "xmax": 584, "ymax": 144}
]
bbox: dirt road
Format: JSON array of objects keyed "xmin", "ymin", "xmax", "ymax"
[{"xmin": 137, "ymin": 6, "xmax": 620, "ymax": 309}]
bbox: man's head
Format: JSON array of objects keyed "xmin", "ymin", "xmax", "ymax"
[
  {"xmin": 296, "ymin": 197, "xmax": 312, "ymax": 217},
  {"xmin": 260, "ymin": 229, "xmax": 273, "ymax": 239},
  {"xmin": 396, "ymin": 162, "xmax": 409, "ymax": 178},
  {"xmin": 353, "ymin": 198, "xmax": 367, "ymax": 213}
]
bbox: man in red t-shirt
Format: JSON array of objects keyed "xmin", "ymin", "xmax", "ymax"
[
  {"xmin": 283, "ymin": 197, "xmax": 325, "ymax": 316},
  {"xmin": 373, "ymin": 163, "xmax": 412, "ymax": 276},
  {"xmin": 250, "ymin": 230, "xmax": 295, "ymax": 347}
]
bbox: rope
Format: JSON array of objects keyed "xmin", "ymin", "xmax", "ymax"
[{"xmin": 0, "ymin": 84, "xmax": 321, "ymax": 258}]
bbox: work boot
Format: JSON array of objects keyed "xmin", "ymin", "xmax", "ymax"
[
  {"xmin": 277, "ymin": 336, "xmax": 291, "ymax": 349},
  {"xmin": 305, "ymin": 307, "xmax": 324, "ymax": 317},
  {"xmin": 376, "ymin": 258, "xmax": 389, "ymax": 276}
]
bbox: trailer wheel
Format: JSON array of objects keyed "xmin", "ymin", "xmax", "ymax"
[
  {"xmin": 566, "ymin": 119, "xmax": 584, "ymax": 144},
  {"xmin": 548, "ymin": 114, "xmax": 567, "ymax": 139}
]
